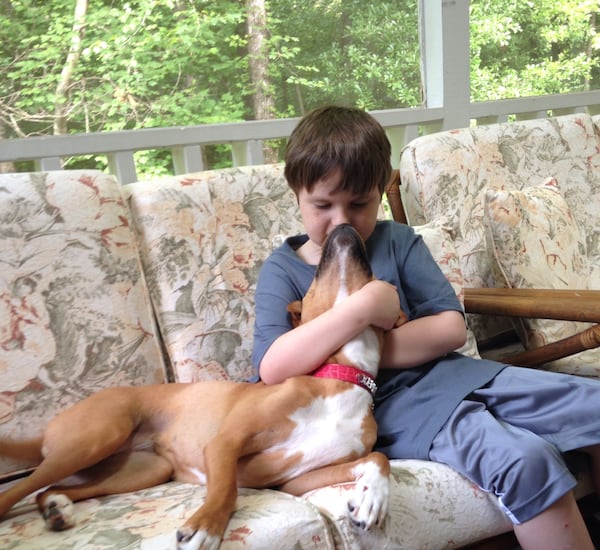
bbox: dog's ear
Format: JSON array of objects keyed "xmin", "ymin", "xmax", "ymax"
[{"xmin": 287, "ymin": 300, "xmax": 303, "ymax": 328}]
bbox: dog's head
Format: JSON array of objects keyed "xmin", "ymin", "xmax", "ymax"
[{"xmin": 288, "ymin": 223, "xmax": 406, "ymax": 375}]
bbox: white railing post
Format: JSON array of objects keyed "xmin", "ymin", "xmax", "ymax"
[
  {"xmin": 231, "ymin": 140, "xmax": 265, "ymax": 167},
  {"xmin": 172, "ymin": 145, "xmax": 205, "ymax": 174},
  {"xmin": 38, "ymin": 157, "xmax": 63, "ymax": 171},
  {"xmin": 107, "ymin": 151, "xmax": 138, "ymax": 184}
]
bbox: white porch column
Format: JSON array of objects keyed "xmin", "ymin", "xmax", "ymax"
[{"xmin": 419, "ymin": 0, "xmax": 471, "ymax": 131}]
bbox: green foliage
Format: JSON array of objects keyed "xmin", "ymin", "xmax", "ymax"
[
  {"xmin": 267, "ymin": 0, "xmax": 420, "ymax": 114},
  {"xmin": 1, "ymin": 0, "xmax": 249, "ymax": 138},
  {"xmin": 1, "ymin": 0, "xmax": 599, "ymax": 176},
  {"xmin": 470, "ymin": 0, "xmax": 600, "ymax": 100}
]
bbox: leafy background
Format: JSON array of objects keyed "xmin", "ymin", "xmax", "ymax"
[{"xmin": 0, "ymin": 0, "xmax": 598, "ymax": 175}]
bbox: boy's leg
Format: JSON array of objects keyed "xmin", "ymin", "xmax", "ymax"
[
  {"xmin": 429, "ymin": 399, "xmax": 577, "ymax": 524},
  {"xmin": 428, "ymin": 400, "xmax": 594, "ymax": 549},
  {"xmin": 473, "ymin": 366, "xmax": 600, "ymax": 497},
  {"xmin": 513, "ymin": 492, "xmax": 593, "ymax": 550},
  {"xmin": 430, "ymin": 367, "xmax": 600, "ymax": 549},
  {"xmin": 472, "ymin": 366, "xmax": 600, "ymax": 454}
]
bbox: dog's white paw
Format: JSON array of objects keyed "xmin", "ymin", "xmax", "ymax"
[
  {"xmin": 176, "ymin": 526, "xmax": 221, "ymax": 550},
  {"xmin": 40, "ymin": 493, "xmax": 75, "ymax": 531},
  {"xmin": 347, "ymin": 461, "xmax": 389, "ymax": 530}
]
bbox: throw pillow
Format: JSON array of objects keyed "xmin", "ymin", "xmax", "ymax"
[
  {"xmin": 413, "ymin": 219, "xmax": 480, "ymax": 359},
  {"xmin": 484, "ymin": 177, "xmax": 590, "ymax": 349}
]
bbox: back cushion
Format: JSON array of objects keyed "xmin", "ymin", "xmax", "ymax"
[
  {"xmin": 125, "ymin": 164, "xmax": 305, "ymax": 383},
  {"xmin": 400, "ymin": 113, "xmax": 600, "ymax": 342},
  {"xmin": 0, "ymin": 171, "xmax": 166, "ymax": 478}
]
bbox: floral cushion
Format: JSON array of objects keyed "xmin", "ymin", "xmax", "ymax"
[
  {"xmin": 303, "ymin": 459, "xmax": 512, "ymax": 549},
  {"xmin": 484, "ymin": 178, "xmax": 591, "ymax": 349},
  {"xmin": 0, "ymin": 482, "xmax": 333, "ymax": 549},
  {"xmin": 0, "ymin": 171, "xmax": 166, "ymax": 479},
  {"xmin": 400, "ymin": 113, "xmax": 600, "ymax": 350},
  {"xmin": 125, "ymin": 165, "xmax": 305, "ymax": 383},
  {"xmin": 413, "ymin": 220, "xmax": 480, "ymax": 358}
]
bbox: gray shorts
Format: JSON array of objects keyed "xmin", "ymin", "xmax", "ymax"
[{"xmin": 428, "ymin": 366, "xmax": 600, "ymax": 523}]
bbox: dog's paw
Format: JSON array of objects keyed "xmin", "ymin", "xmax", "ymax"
[
  {"xmin": 347, "ymin": 461, "xmax": 389, "ymax": 530},
  {"xmin": 176, "ymin": 526, "xmax": 221, "ymax": 550},
  {"xmin": 38, "ymin": 493, "xmax": 75, "ymax": 531}
]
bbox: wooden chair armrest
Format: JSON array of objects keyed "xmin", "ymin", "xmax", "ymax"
[
  {"xmin": 464, "ymin": 288, "xmax": 600, "ymax": 324},
  {"xmin": 464, "ymin": 288, "xmax": 600, "ymax": 367}
]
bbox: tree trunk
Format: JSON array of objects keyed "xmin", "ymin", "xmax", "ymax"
[
  {"xmin": 246, "ymin": 0, "xmax": 278, "ymax": 163},
  {"xmin": 54, "ymin": 0, "xmax": 88, "ymax": 136}
]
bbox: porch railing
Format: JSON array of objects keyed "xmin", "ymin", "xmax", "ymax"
[
  {"xmin": 1, "ymin": 91, "xmax": 599, "ymax": 184},
  {"xmin": 1, "ymin": 0, "xmax": 600, "ymax": 184}
]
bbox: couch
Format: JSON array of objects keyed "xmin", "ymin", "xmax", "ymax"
[{"xmin": 0, "ymin": 112, "xmax": 596, "ymax": 548}]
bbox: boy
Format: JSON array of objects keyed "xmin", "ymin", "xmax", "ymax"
[{"xmin": 252, "ymin": 105, "xmax": 600, "ymax": 549}]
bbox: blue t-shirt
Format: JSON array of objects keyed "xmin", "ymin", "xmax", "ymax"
[{"xmin": 252, "ymin": 220, "xmax": 505, "ymax": 459}]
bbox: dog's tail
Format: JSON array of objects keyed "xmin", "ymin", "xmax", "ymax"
[{"xmin": 0, "ymin": 438, "xmax": 44, "ymax": 461}]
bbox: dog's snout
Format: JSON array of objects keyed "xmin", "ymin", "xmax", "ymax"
[{"xmin": 315, "ymin": 224, "xmax": 372, "ymax": 280}]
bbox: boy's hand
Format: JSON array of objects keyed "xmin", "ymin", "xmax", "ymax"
[{"xmin": 355, "ymin": 280, "xmax": 402, "ymax": 331}]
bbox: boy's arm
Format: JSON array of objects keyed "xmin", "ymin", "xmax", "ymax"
[
  {"xmin": 380, "ymin": 310, "xmax": 467, "ymax": 370},
  {"xmin": 259, "ymin": 279, "xmax": 400, "ymax": 385}
]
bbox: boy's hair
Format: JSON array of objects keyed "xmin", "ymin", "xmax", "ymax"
[{"xmin": 284, "ymin": 105, "xmax": 392, "ymax": 196}]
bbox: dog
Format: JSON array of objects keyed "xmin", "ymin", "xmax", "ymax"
[{"xmin": 0, "ymin": 223, "xmax": 405, "ymax": 550}]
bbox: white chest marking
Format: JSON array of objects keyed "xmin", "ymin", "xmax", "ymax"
[{"xmin": 271, "ymin": 388, "xmax": 370, "ymax": 479}]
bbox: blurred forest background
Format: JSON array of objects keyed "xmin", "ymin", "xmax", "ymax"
[{"xmin": 1, "ymin": 0, "xmax": 599, "ymax": 173}]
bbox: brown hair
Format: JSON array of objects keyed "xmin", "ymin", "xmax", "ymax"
[{"xmin": 284, "ymin": 105, "xmax": 392, "ymax": 196}]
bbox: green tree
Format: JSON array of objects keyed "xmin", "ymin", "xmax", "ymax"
[
  {"xmin": 267, "ymin": 0, "xmax": 420, "ymax": 115},
  {"xmin": 3, "ymin": 1, "xmax": 598, "ymax": 175},
  {"xmin": 470, "ymin": 0, "xmax": 600, "ymax": 101},
  {"xmin": 0, "ymin": 0, "xmax": 249, "ymax": 138}
]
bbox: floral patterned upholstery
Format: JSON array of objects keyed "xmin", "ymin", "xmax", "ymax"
[
  {"xmin": 124, "ymin": 164, "xmax": 305, "ymax": 382},
  {"xmin": 400, "ymin": 113, "xmax": 600, "ymax": 373},
  {"xmin": 412, "ymin": 219, "xmax": 481, "ymax": 359},
  {"xmin": 484, "ymin": 178, "xmax": 594, "ymax": 357},
  {"xmin": 305, "ymin": 459, "xmax": 512, "ymax": 549},
  {"xmin": 0, "ymin": 171, "xmax": 166, "ymax": 479},
  {"xmin": 1, "ymin": 164, "xmax": 554, "ymax": 548}
]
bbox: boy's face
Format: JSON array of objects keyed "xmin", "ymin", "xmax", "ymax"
[{"xmin": 297, "ymin": 168, "xmax": 381, "ymax": 254}]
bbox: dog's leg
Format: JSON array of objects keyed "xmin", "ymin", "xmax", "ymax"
[
  {"xmin": 279, "ymin": 451, "xmax": 390, "ymax": 530},
  {"xmin": 0, "ymin": 437, "xmax": 44, "ymax": 462},
  {"xmin": 0, "ymin": 389, "xmax": 139, "ymax": 522},
  {"xmin": 176, "ymin": 432, "xmax": 245, "ymax": 550},
  {"xmin": 35, "ymin": 450, "xmax": 173, "ymax": 531}
]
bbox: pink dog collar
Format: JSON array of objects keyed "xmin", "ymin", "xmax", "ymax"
[{"xmin": 312, "ymin": 363, "xmax": 377, "ymax": 396}]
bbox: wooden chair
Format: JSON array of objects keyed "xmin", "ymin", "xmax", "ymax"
[{"xmin": 385, "ymin": 168, "xmax": 600, "ymax": 368}]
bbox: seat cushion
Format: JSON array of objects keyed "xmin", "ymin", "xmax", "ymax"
[
  {"xmin": 303, "ymin": 458, "xmax": 512, "ymax": 549},
  {"xmin": 0, "ymin": 481, "xmax": 334, "ymax": 549}
]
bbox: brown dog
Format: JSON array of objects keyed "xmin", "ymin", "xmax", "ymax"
[{"xmin": 0, "ymin": 223, "xmax": 404, "ymax": 550}]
